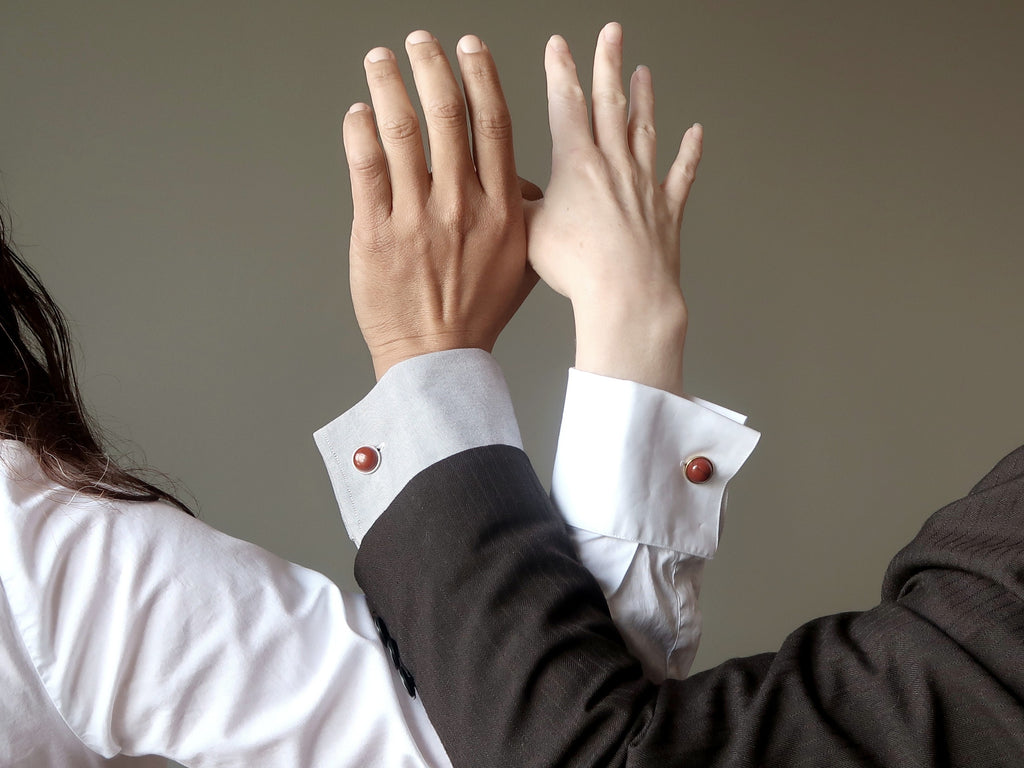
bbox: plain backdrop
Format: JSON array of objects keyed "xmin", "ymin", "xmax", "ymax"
[{"xmin": 2, "ymin": 0, "xmax": 1023, "ymax": 758}]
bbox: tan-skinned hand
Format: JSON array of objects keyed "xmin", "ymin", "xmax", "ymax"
[
  {"xmin": 344, "ymin": 31, "xmax": 539, "ymax": 380},
  {"xmin": 525, "ymin": 23, "xmax": 703, "ymax": 395}
]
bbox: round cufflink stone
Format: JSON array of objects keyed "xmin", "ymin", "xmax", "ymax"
[
  {"xmin": 353, "ymin": 445, "xmax": 381, "ymax": 474},
  {"xmin": 683, "ymin": 456, "xmax": 714, "ymax": 484}
]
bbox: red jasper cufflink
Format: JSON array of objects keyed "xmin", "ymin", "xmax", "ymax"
[
  {"xmin": 683, "ymin": 456, "xmax": 714, "ymax": 484},
  {"xmin": 353, "ymin": 445, "xmax": 381, "ymax": 474}
]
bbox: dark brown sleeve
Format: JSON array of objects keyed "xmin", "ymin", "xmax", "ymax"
[{"xmin": 356, "ymin": 444, "xmax": 1024, "ymax": 767}]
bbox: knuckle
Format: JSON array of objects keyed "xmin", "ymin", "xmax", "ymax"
[
  {"xmin": 440, "ymin": 197, "xmax": 469, "ymax": 231},
  {"xmin": 473, "ymin": 108, "xmax": 512, "ymax": 141},
  {"xmin": 679, "ymin": 161, "xmax": 698, "ymax": 182},
  {"xmin": 495, "ymin": 202, "xmax": 520, "ymax": 230},
  {"xmin": 351, "ymin": 226, "xmax": 395, "ymax": 256},
  {"xmin": 384, "ymin": 219, "xmax": 422, "ymax": 248},
  {"xmin": 571, "ymin": 146, "xmax": 602, "ymax": 168},
  {"xmin": 348, "ymin": 152, "xmax": 383, "ymax": 176},
  {"xmin": 462, "ymin": 59, "xmax": 494, "ymax": 83},
  {"xmin": 368, "ymin": 65, "xmax": 403, "ymax": 87},
  {"xmin": 425, "ymin": 100, "xmax": 467, "ymax": 131},
  {"xmin": 616, "ymin": 163, "xmax": 641, "ymax": 189},
  {"xmin": 555, "ymin": 146, "xmax": 599, "ymax": 174},
  {"xmin": 379, "ymin": 114, "xmax": 421, "ymax": 143},
  {"xmin": 630, "ymin": 120, "xmax": 657, "ymax": 142},
  {"xmin": 411, "ymin": 44, "xmax": 448, "ymax": 67},
  {"xmin": 483, "ymin": 193, "xmax": 515, "ymax": 222},
  {"xmin": 551, "ymin": 82, "xmax": 586, "ymax": 108},
  {"xmin": 594, "ymin": 88, "xmax": 627, "ymax": 111}
]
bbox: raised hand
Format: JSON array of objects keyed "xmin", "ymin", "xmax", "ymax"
[
  {"xmin": 525, "ymin": 23, "xmax": 703, "ymax": 395},
  {"xmin": 344, "ymin": 31, "xmax": 536, "ymax": 380}
]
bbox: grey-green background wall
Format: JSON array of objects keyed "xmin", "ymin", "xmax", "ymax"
[{"xmin": 2, "ymin": 0, "xmax": 1022, "ymax": 753}]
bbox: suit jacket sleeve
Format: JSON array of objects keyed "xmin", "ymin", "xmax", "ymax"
[{"xmin": 355, "ymin": 444, "xmax": 1024, "ymax": 768}]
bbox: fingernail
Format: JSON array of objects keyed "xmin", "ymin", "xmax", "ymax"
[
  {"xmin": 634, "ymin": 64, "xmax": 651, "ymax": 83},
  {"xmin": 602, "ymin": 22, "xmax": 622, "ymax": 44},
  {"xmin": 366, "ymin": 47, "xmax": 393, "ymax": 63},
  {"xmin": 548, "ymin": 34, "xmax": 568, "ymax": 53},
  {"xmin": 348, "ymin": 103, "xmax": 371, "ymax": 114},
  {"xmin": 459, "ymin": 34, "xmax": 483, "ymax": 54},
  {"xmin": 406, "ymin": 30, "xmax": 434, "ymax": 46}
]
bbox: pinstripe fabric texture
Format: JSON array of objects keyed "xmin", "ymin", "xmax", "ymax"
[{"xmin": 357, "ymin": 445, "xmax": 1024, "ymax": 767}]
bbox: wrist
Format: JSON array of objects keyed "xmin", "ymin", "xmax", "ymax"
[
  {"xmin": 369, "ymin": 334, "xmax": 496, "ymax": 381},
  {"xmin": 572, "ymin": 295, "xmax": 687, "ymax": 395}
]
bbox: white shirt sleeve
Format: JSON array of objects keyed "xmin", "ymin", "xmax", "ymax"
[
  {"xmin": 555, "ymin": 368, "xmax": 760, "ymax": 681},
  {"xmin": 0, "ymin": 448, "xmax": 453, "ymax": 767},
  {"xmin": 316, "ymin": 351, "xmax": 760, "ymax": 683}
]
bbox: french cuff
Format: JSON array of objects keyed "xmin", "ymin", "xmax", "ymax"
[
  {"xmin": 314, "ymin": 349, "xmax": 523, "ymax": 547},
  {"xmin": 552, "ymin": 368, "xmax": 760, "ymax": 559}
]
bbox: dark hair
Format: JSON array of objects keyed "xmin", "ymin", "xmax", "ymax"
[{"xmin": 0, "ymin": 206, "xmax": 193, "ymax": 515}]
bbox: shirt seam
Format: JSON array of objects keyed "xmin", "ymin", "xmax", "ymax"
[
  {"xmin": 669, "ymin": 556, "xmax": 684, "ymax": 679},
  {"xmin": 324, "ymin": 432, "xmax": 363, "ymax": 545},
  {"xmin": 0, "ymin": 570, "xmax": 102, "ymax": 757},
  {"xmin": 563, "ymin": 526, "xmax": 715, "ymax": 561}
]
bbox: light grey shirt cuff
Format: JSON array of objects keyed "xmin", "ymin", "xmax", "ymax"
[{"xmin": 314, "ymin": 348, "xmax": 523, "ymax": 547}]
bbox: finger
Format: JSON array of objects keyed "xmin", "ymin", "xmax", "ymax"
[
  {"xmin": 517, "ymin": 175, "xmax": 544, "ymax": 202},
  {"xmin": 591, "ymin": 22, "xmax": 628, "ymax": 154},
  {"xmin": 343, "ymin": 102, "xmax": 392, "ymax": 227},
  {"xmin": 405, "ymin": 30, "xmax": 475, "ymax": 194},
  {"xmin": 663, "ymin": 123, "xmax": 704, "ymax": 220},
  {"xmin": 627, "ymin": 65, "xmax": 657, "ymax": 178},
  {"xmin": 363, "ymin": 46, "xmax": 430, "ymax": 206},
  {"xmin": 457, "ymin": 34, "xmax": 517, "ymax": 200},
  {"xmin": 544, "ymin": 35, "xmax": 593, "ymax": 156}
]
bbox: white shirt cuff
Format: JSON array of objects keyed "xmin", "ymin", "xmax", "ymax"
[
  {"xmin": 314, "ymin": 349, "xmax": 522, "ymax": 547},
  {"xmin": 552, "ymin": 368, "xmax": 761, "ymax": 559}
]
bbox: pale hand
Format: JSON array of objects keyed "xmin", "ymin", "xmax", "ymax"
[{"xmin": 525, "ymin": 23, "xmax": 703, "ymax": 395}]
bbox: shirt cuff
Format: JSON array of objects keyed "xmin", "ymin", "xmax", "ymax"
[
  {"xmin": 552, "ymin": 368, "xmax": 760, "ymax": 559},
  {"xmin": 314, "ymin": 349, "xmax": 523, "ymax": 547}
]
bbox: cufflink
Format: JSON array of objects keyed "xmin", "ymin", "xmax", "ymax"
[
  {"xmin": 353, "ymin": 445, "xmax": 381, "ymax": 474},
  {"xmin": 683, "ymin": 456, "xmax": 714, "ymax": 484}
]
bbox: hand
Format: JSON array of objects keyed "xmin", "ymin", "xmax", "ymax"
[
  {"xmin": 525, "ymin": 23, "xmax": 703, "ymax": 395},
  {"xmin": 344, "ymin": 31, "xmax": 536, "ymax": 380}
]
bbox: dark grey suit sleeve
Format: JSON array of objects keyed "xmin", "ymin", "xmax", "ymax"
[{"xmin": 355, "ymin": 444, "xmax": 1024, "ymax": 767}]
